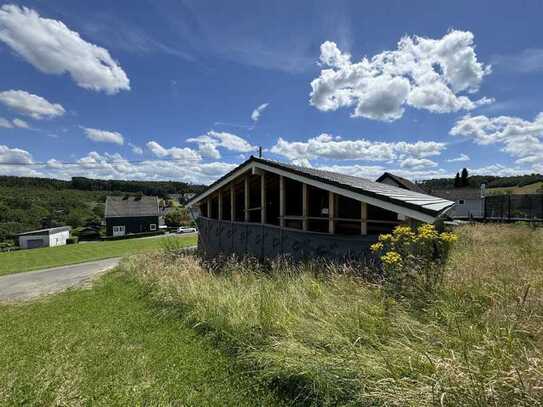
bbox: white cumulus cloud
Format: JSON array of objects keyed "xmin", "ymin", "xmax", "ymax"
[
  {"xmin": 447, "ymin": 153, "xmax": 470, "ymax": 162},
  {"xmin": 0, "ymin": 4, "xmax": 130, "ymax": 94},
  {"xmin": 310, "ymin": 31, "xmax": 492, "ymax": 121},
  {"xmin": 0, "ymin": 90, "xmax": 65, "ymax": 119},
  {"xmin": 84, "ymin": 127, "xmax": 124, "ymax": 145},
  {"xmin": 9, "ymin": 149, "xmax": 236, "ymax": 184},
  {"xmin": 187, "ymin": 131, "xmax": 255, "ymax": 159},
  {"xmin": 146, "ymin": 141, "xmax": 201, "ymax": 162},
  {"xmin": 0, "ymin": 117, "xmax": 28, "ymax": 128},
  {"xmin": 0, "ymin": 144, "xmax": 33, "ymax": 164},
  {"xmin": 0, "ymin": 144, "xmax": 40, "ymax": 176},
  {"xmin": 251, "ymin": 103, "xmax": 269, "ymax": 122},
  {"xmin": 399, "ymin": 157, "xmax": 438, "ymax": 170},
  {"xmin": 450, "ymin": 113, "xmax": 543, "ymax": 168},
  {"xmin": 270, "ymin": 134, "xmax": 446, "ymax": 164}
]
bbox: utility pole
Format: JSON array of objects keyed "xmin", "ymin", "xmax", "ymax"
[{"xmin": 258, "ymin": 146, "xmax": 262, "ymax": 158}]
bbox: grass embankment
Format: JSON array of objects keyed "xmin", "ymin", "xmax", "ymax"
[
  {"xmin": 124, "ymin": 224, "xmax": 543, "ymax": 405},
  {"xmin": 0, "ymin": 271, "xmax": 281, "ymax": 406},
  {"xmin": 487, "ymin": 180, "xmax": 543, "ymax": 195},
  {"xmin": 0, "ymin": 234, "xmax": 197, "ymax": 276}
]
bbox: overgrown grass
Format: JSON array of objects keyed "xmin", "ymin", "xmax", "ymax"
[
  {"xmin": 0, "ymin": 271, "xmax": 282, "ymax": 406},
  {"xmin": 123, "ymin": 224, "xmax": 543, "ymax": 405},
  {"xmin": 0, "ymin": 234, "xmax": 197, "ymax": 276}
]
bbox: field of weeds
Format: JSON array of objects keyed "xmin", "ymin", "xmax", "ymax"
[{"xmin": 122, "ymin": 224, "xmax": 543, "ymax": 406}]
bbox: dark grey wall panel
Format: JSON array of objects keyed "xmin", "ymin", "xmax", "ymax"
[
  {"xmin": 262, "ymin": 226, "xmax": 282, "ymax": 259},
  {"xmin": 220, "ymin": 222, "xmax": 233, "ymax": 254},
  {"xmin": 197, "ymin": 218, "xmax": 378, "ymax": 261},
  {"xmin": 246, "ymin": 224, "xmax": 264, "ymax": 259},
  {"xmin": 232, "ymin": 222, "xmax": 247, "ymax": 257}
]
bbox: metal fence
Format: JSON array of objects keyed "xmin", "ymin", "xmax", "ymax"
[{"xmin": 484, "ymin": 194, "xmax": 543, "ymax": 220}]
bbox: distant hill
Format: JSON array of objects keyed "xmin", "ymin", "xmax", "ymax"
[
  {"xmin": 486, "ymin": 181, "xmax": 543, "ymax": 195},
  {"xmin": 419, "ymin": 173, "xmax": 543, "ymax": 192},
  {"xmin": 0, "ymin": 176, "xmax": 206, "ymax": 197}
]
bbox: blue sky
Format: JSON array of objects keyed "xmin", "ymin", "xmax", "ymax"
[{"xmin": 0, "ymin": 0, "xmax": 542, "ymax": 184}]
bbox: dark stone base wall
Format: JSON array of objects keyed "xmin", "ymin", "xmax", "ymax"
[{"xmin": 197, "ymin": 217, "xmax": 378, "ymax": 261}]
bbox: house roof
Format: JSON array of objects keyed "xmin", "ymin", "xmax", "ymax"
[
  {"xmin": 376, "ymin": 172, "xmax": 426, "ymax": 193},
  {"xmin": 187, "ymin": 156, "xmax": 454, "ymax": 223},
  {"xmin": 17, "ymin": 226, "xmax": 71, "ymax": 236},
  {"xmin": 105, "ymin": 195, "xmax": 160, "ymax": 218}
]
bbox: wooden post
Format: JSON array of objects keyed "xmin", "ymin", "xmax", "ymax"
[
  {"xmin": 244, "ymin": 176, "xmax": 250, "ymax": 222},
  {"xmin": 218, "ymin": 191, "xmax": 223, "ymax": 220},
  {"xmin": 230, "ymin": 184, "xmax": 235, "ymax": 221},
  {"xmin": 302, "ymin": 183, "xmax": 308, "ymax": 231},
  {"xmin": 261, "ymin": 173, "xmax": 266, "ymax": 224},
  {"xmin": 279, "ymin": 175, "xmax": 285, "ymax": 228},
  {"xmin": 328, "ymin": 191, "xmax": 335, "ymax": 234},
  {"xmin": 361, "ymin": 201, "xmax": 368, "ymax": 235},
  {"xmin": 207, "ymin": 198, "xmax": 212, "ymax": 219}
]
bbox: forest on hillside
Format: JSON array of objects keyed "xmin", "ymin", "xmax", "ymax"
[
  {"xmin": 419, "ymin": 173, "xmax": 543, "ymax": 191},
  {"xmin": 0, "ymin": 176, "xmax": 206, "ymax": 196}
]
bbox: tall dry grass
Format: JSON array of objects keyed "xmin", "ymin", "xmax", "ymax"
[{"xmin": 121, "ymin": 224, "xmax": 543, "ymax": 406}]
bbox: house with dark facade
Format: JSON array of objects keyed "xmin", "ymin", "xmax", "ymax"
[
  {"xmin": 105, "ymin": 195, "xmax": 160, "ymax": 237},
  {"xmin": 186, "ymin": 157, "xmax": 454, "ymax": 260}
]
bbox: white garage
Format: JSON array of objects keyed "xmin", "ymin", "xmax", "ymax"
[{"xmin": 17, "ymin": 226, "xmax": 72, "ymax": 250}]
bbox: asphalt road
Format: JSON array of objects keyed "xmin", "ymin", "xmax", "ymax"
[{"xmin": 0, "ymin": 258, "xmax": 121, "ymax": 302}]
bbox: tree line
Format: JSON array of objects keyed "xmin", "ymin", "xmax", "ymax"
[
  {"xmin": 420, "ymin": 171, "xmax": 543, "ymax": 191},
  {"xmin": 0, "ymin": 175, "xmax": 205, "ymax": 198}
]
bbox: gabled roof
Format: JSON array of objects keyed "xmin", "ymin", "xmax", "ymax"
[
  {"xmin": 187, "ymin": 157, "xmax": 454, "ymax": 223},
  {"xmin": 376, "ymin": 172, "xmax": 426, "ymax": 194},
  {"xmin": 105, "ymin": 195, "xmax": 160, "ymax": 218}
]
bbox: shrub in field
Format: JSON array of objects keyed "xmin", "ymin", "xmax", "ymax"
[{"xmin": 370, "ymin": 224, "xmax": 457, "ymax": 297}]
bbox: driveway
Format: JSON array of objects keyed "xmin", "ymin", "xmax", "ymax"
[{"xmin": 0, "ymin": 258, "xmax": 121, "ymax": 302}]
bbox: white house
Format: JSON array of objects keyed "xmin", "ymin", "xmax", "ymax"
[{"xmin": 17, "ymin": 226, "xmax": 71, "ymax": 249}]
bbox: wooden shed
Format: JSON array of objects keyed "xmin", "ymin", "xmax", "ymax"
[{"xmin": 187, "ymin": 157, "xmax": 454, "ymax": 260}]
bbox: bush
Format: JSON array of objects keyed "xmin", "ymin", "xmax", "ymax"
[
  {"xmin": 164, "ymin": 207, "xmax": 192, "ymax": 227},
  {"xmin": 66, "ymin": 237, "xmax": 78, "ymax": 244},
  {"xmin": 370, "ymin": 224, "xmax": 457, "ymax": 298}
]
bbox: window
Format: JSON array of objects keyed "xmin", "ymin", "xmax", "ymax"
[
  {"xmin": 112, "ymin": 225, "xmax": 125, "ymax": 236},
  {"xmin": 150, "ymin": 224, "xmax": 157, "ymax": 231}
]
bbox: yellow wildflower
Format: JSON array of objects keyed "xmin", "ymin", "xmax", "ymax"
[
  {"xmin": 381, "ymin": 251, "xmax": 402, "ymax": 266},
  {"xmin": 379, "ymin": 233, "xmax": 392, "ymax": 243},
  {"xmin": 370, "ymin": 242, "xmax": 383, "ymax": 253},
  {"xmin": 417, "ymin": 224, "xmax": 438, "ymax": 240},
  {"xmin": 393, "ymin": 225, "xmax": 416, "ymax": 240}
]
